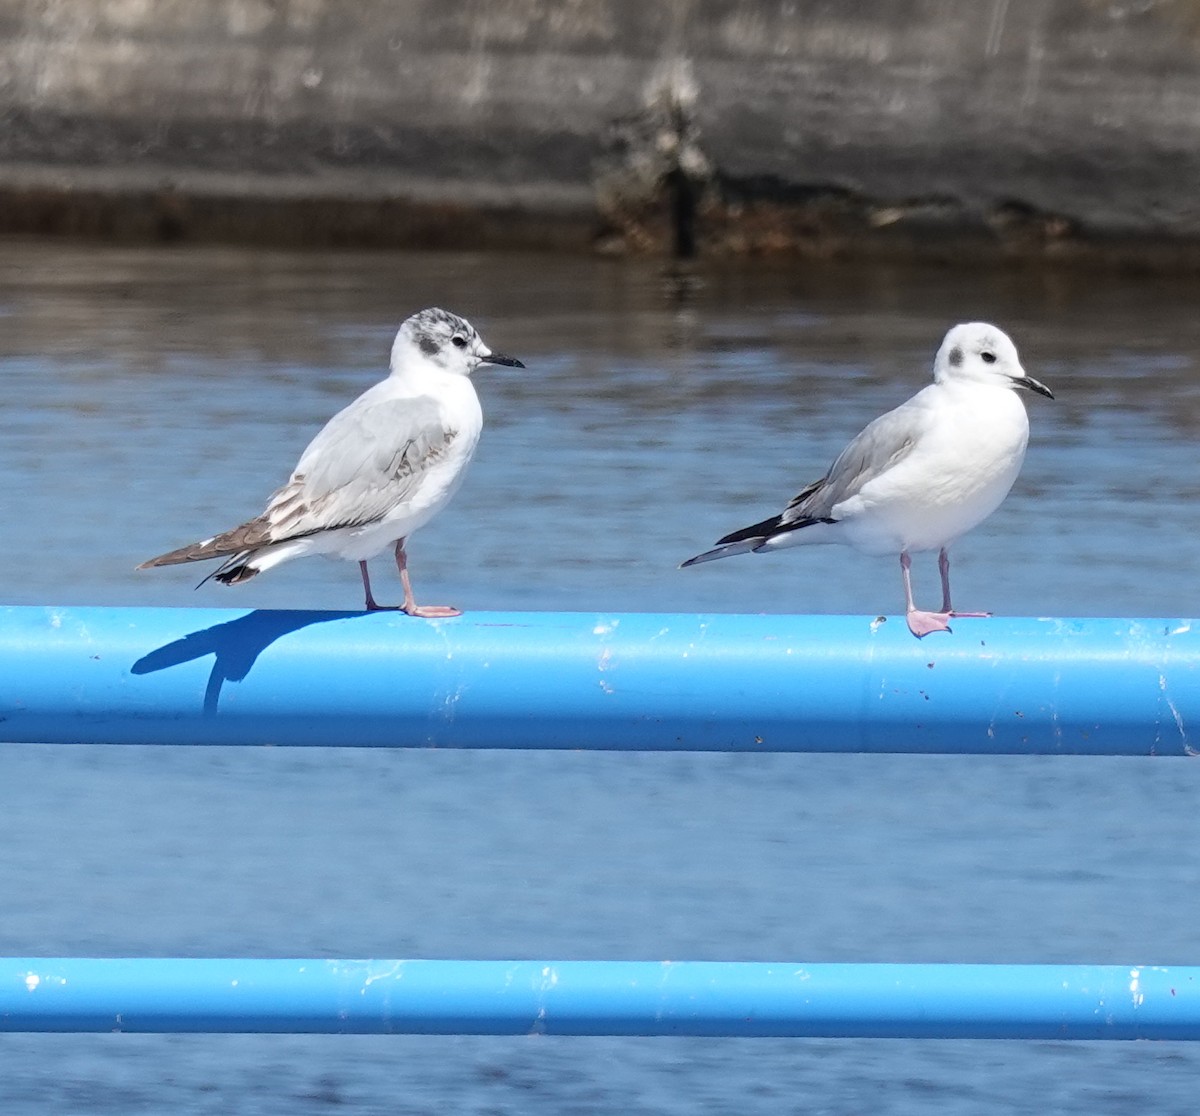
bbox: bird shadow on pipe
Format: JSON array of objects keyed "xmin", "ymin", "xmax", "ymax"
[{"xmin": 130, "ymin": 609, "xmax": 362, "ymax": 715}]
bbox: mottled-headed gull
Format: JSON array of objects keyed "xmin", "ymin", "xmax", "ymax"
[
  {"xmin": 139, "ymin": 307, "xmax": 523, "ymax": 616},
  {"xmin": 681, "ymin": 322, "xmax": 1053, "ymax": 637}
]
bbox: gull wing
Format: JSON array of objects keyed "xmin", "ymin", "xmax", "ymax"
[
  {"xmin": 684, "ymin": 386, "xmax": 934, "ymax": 563},
  {"xmin": 138, "ymin": 394, "xmax": 458, "ymax": 568},
  {"xmin": 261, "ymin": 394, "xmax": 457, "ymax": 542},
  {"xmin": 779, "ymin": 395, "xmax": 927, "ymax": 525}
]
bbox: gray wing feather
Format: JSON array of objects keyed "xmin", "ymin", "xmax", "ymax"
[
  {"xmin": 780, "ymin": 399, "xmax": 925, "ymax": 524},
  {"xmin": 137, "ymin": 394, "xmax": 457, "ymax": 568},
  {"xmin": 263, "ymin": 395, "xmax": 456, "ymax": 541}
]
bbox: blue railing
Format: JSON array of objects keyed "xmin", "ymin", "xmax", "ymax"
[
  {"xmin": 1, "ymin": 606, "xmax": 1197, "ymax": 1037},
  {"xmin": 1, "ymin": 607, "xmax": 1195, "ymax": 753},
  {"xmin": 5, "ymin": 960, "xmax": 1198, "ymax": 1038}
]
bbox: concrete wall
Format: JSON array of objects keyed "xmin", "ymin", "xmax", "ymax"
[{"xmin": 2, "ymin": 0, "xmax": 1200, "ymax": 262}]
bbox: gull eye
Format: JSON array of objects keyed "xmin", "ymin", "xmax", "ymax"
[
  {"xmin": 451, "ymin": 335, "xmax": 468, "ymax": 349},
  {"xmin": 981, "ymin": 351, "xmax": 997, "ymax": 364}
]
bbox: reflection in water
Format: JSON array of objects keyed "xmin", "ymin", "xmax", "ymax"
[{"xmin": 1, "ymin": 241, "xmax": 1200, "ymax": 1115}]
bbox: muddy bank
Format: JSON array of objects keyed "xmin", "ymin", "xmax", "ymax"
[{"xmin": 2, "ymin": 1, "xmax": 1199, "ymax": 266}]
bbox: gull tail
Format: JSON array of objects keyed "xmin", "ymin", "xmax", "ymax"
[
  {"xmin": 197, "ymin": 542, "xmax": 311, "ymax": 588},
  {"xmin": 206, "ymin": 558, "xmax": 261, "ymax": 587},
  {"xmin": 679, "ymin": 538, "xmax": 763, "ymax": 568},
  {"xmin": 680, "ymin": 511, "xmax": 837, "ymax": 568}
]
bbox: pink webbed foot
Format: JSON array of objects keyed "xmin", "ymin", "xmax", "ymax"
[
  {"xmin": 402, "ymin": 604, "xmax": 462, "ymax": 619},
  {"xmin": 906, "ymin": 609, "xmax": 953, "ymax": 638},
  {"xmin": 932, "ymin": 550, "xmax": 992, "ymax": 625},
  {"xmin": 360, "ymin": 554, "xmax": 461, "ymax": 618},
  {"xmin": 901, "ymin": 550, "xmax": 993, "ymax": 637},
  {"xmin": 363, "ymin": 600, "xmax": 462, "ymax": 618}
]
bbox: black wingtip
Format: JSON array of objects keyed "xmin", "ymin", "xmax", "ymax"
[{"xmin": 716, "ymin": 514, "xmax": 785, "ymax": 546}]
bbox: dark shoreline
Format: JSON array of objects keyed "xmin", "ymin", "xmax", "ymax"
[{"xmin": 4, "ymin": 2, "xmax": 1200, "ymax": 270}]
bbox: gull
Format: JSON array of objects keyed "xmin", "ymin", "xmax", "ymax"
[
  {"xmin": 138, "ymin": 307, "xmax": 523, "ymax": 616},
  {"xmin": 681, "ymin": 322, "xmax": 1053, "ymax": 637}
]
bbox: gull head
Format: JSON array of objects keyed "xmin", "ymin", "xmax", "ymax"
[
  {"xmin": 934, "ymin": 322, "xmax": 1053, "ymax": 399},
  {"xmin": 392, "ymin": 307, "xmax": 524, "ymax": 377}
]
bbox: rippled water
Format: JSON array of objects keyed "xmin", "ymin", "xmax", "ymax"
[{"xmin": 1, "ymin": 240, "xmax": 1199, "ymax": 1113}]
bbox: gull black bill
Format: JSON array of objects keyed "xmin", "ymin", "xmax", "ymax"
[
  {"xmin": 1014, "ymin": 375, "xmax": 1054, "ymax": 399},
  {"xmin": 481, "ymin": 352, "xmax": 525, "ymax": 368}
]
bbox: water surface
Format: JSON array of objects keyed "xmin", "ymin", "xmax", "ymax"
[{"xmin": 1, "ymin": 241, "xmax": 1199, "ymax": 1114}]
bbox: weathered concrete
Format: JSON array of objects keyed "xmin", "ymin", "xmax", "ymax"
[{"xmin": 2, "ymin": 1, "xmax": 1200, "ymax": 263}]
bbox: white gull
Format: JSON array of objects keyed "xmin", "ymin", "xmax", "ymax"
[
  {"xmin": 681, "ymin": 322, "xmax": 1053, "ymax": 637},
  {"xmin": 139, "ymin": 307, "xmax": 523, "ymax": 616}
]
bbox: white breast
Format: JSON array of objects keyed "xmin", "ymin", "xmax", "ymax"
[
  {"xmin": 836, "ymin": 384, "xmax": 1031, "ymax": 555},
  {"xmin": 311, "ymin": 373, "xmax": 483, "ymax": 563}
]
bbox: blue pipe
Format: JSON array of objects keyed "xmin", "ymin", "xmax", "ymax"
[
  {"xmin": 0, "ymin": 606, "xmax": 1196, "ymax": 754},
  {"xmin": 3, "ymin": 959, "xmax": 1197, "ymax": 1038}
]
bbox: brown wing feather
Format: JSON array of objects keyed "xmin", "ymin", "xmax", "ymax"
[
  {"xmin": 137, "ymin": 396, "xmax": 458, "ymax": 570},
  {"xmin": 136, "ymin": 515, "xmax": 275, "ymax": 568}
]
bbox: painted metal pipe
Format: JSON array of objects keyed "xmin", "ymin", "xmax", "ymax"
[
  {"xmin": 0, "ymin": 606, "xmax": 1196, "ymax": 754},
  {"xmin": 3, "ymin": 959, "xmax": 1197, "ymax": 1038}
]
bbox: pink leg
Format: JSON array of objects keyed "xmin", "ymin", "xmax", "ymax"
[
  {"xmin": 901, "ymin": 550, "xmax": 952, "ymax": 638},
  {"xmin": 360, "ymin": 561, "xmax": 387, "ymax": 611},
  {"xmin": 938, "ymin": 548, "xmax": 953, "ymax": 614},
  {"xmin": 394, "ymin": 540, "xmax": 461, "ymax": 619},
  {"xmin": 939, "ymin": 548, "xmax": 991, "ymax": 620}
]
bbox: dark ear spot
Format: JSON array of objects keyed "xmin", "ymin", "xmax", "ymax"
[
  {"xmin": 418, "ymin": 336, "xmax": 440, "ymax": 357},
  {"xmin": 948, "ymin": 345, "xmax": 964, "ymax": 368}
]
